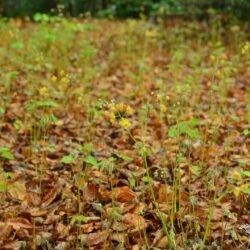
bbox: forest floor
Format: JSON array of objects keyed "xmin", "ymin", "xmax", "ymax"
[{"xmin": 0, "ymin": 17, "xmax": 249, "ymax": 249}]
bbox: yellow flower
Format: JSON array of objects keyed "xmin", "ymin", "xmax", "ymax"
[
  {"xmin": 119, "ymin": 118, "xmax": 131, "ymax": 129},
  {"xmin": 108, "ymin": 101, "xmax": 116, "ymax": 112},
  {"xmin": 233, "ymin": 183, "xmax": 250, "ymax": 197},
  {"xmin": 126, "ymin": 105, "xmax": 134, "ymax": 115},
  {"xmin": 145, "ymin": 29, "xmax": 157, "ymax": 38},
  {"xmin": 209, "ymin": 55, "xmax": 216, "ymax": 62},
  {"xmin": 60, "ymin": 76, "xmax": 70, "ymax": 84},
  {"xmin": 216, "ymin": 70, "xmax": 222, "ymax": 78},
  {"xmin": 39, "ymin": 86, "xmax": 49, "ymax": 97},
  {"xmin": 160, "ymin": 104, "xmax": 167, "ymax": 113},
  {"xmin": 230, "ymin": 170, "xmax": 242, "ymax": 182},
  {"xmin": 116, "ymin": 102, "xmax": 126, "ymax": 112},
  {"xmin": 77, "ymin": 96, "xmax": 83, "ymax": 103},
  {"xmin": 241, "ymin": 42, "xmax": 250, "ymax": 55},
  {"xmin": 51, "ymin": 75, "xmax": 57, "ymax": 82},
  {"xmin": 156, "ymin": 94, "xmax": 162, "ymax": 102},
  {"xmin": 109, "ymin": 113, "xmax": 116, "ymax": 125}
]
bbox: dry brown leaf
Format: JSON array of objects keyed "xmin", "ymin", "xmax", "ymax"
[
  {"xmin": 16, "ymin": 228, "xmax": 31, "ymax": 240},
  {"xmin": 156, "ymin": 236, "xmax": 169, "ymax": 249},
  {"xmin": 111, "ymin": 232, "xmax": 127, "ymax": 243},
  {"xmin": 113, "ymin": 186, "xmax": 136, "ymax": 202},
  {"xmin": 56, "ymin": 223, "xmax": 69, "ymax": 239},
  {"xmin": 42, "ymin": 187, "xmax": 60, "ymax": 208},
  {"xmin": 7, "ymin": 181, "xmax": 26, "ymax": 201},
  {"xmin": 80, "ymin": 230, "xmax": 109, "ymax": 246},
  {"xmin": 55, "ymin": 242, "xmax": 70, "ymax": 250},
  {"xmin": 80, "ymin": 222, "xmax": 101, "ymax": 233},
  {"xmin": 122, "ymin": 213, "xmax": 147, "ymax": 232},
  {"xmin": 26, "ymin": 207, "xmax": 49, "ymax": 217},
  {"xmin": 1, "ymin": 241, "xmax": 24, "ymax": 250},
  {"xmin": 158, "ymin": 184, "xmax": 173, "ymax": 203},
  {"xmin": 82, "ymin": 183, "xmax": 100, "ymax": 202},
  {"xmin": 132, "ymin": 244, "xmax": 140, "ymax": 250},
  {"xmin": 0, "ymin": 224, "xmax": 13, "ymax": 240},
  {"xmin": 26, "ymin": 192, "xmax": 41, "ymax": 206},
  {"xmin": 7, "ymin": 217, "xmax": 32, "ymax": 230}
]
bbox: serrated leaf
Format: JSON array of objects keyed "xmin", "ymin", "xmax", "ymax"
[
  {"xmin": 0, "ymin": 181, "xmax": 6, "ymax": 192},
  {"xmin": 242, "ymin": 189, "xmax": 250, "ymax": 195},
  {"xmin": 116, "ymin": 153, "xmax": 133, "ymax": 162},
  {"xmin": 84, "ymin": 155, "xmax": 98, "ymax": 166},
  {"xmin": 0, "ymin": 147, "xmax": 14, "ymax": 160},
  {"xmin": 61, "ymin": 155, "xmax": 74, "ymax": 164},
  {"xmin": 142, "ymin": 176, "xmax": 152, "ymax": 183},
  {"xmin": 241, "ymin": 171, "xmax": 250, "ymax": 177},
  {"xmin": 243, "ymin": 129, "xmax": 250, "ymax": 136},
  {"xmin": 0, "ymin": 107, "xmax": 5, "ymax": 115},
  {"xmin": 70, "ymin": 215, "xmax": 88, "ymax": 225}
]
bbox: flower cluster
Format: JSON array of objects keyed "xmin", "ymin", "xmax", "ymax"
[
  {"xmin": 155, "ymin": 93, "xmax": 170, "ymax": 114},
  {"xmin": 51, "ymin": 70, "xmax": 71, "ymax": 91},
  {"xmin": 241, "ymin": 41, "xmax": 250, "ymax": 55},
  {"xmin": 105, "ymin": 101, "xmax": 133, "ymax": 129},
  {"xmin": 39, "ymin": 86, "xmax": 49, "ymax": 97}
]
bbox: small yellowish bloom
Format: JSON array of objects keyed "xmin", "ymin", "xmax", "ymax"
[
  {"xmin": 233, "ymin": 183, "xmax": 250, "ymax": 197},
  {"xmin": 119, "ymin": 118, "xmax": 131, "ymax": 129},
  {"xmin": 209, "ymin": 55, "xmax": 216, "ymax": 62},
  {"xmin": 60, "ymin": 76, "xmax": 70, "ymax": 84},
  {"xmin": 216, "ymin": 70, "xmax": 222, "ymax": 78},
  {"xmin": 241, "ymin": 42, "xmax": 250, "ymax": 55},
  {"xmin": 77, "ymin": 96, "xmax": 83, "ymax": 103},
  {"xmin": 51, "ymin": 75, "xmax": 57, "ymax": 82},
  {"xmin": 116, "ymin": 102, "xmax": 126, "ymax": 112},
  {"xmin": 39, "ymin": 86, "xmax": 49, "ymax": 97},
  {"xmin": 230, "ymin": 170, "xmax": 242, "ymax": 182},
  {"xmin": 160, "ymin": 104, "xmax": 167, "ymax": 113},
  {"xmin": 145, "ymin": 29, "xmax": 157, "ymax": 38},
  {"xmin": 109, "ymin": 113, "xmax": 116, "ymax": 125},
  {"xmin": 156, "ymin": 94, "xmax": 162, "ymax": 102},
  {"xmin": 126, "ymin": 105, "xmax": 134, "ymax": 115}
]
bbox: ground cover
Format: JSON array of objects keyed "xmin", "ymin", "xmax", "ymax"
[{"xmin": 0, "ymin": 17, "xmax": 249, "ymax": 249}]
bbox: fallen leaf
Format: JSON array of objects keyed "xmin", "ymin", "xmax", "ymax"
[
  {"xmin": 122, "ymin": 213, "xmax": 147, "ymax": 232},
  {"xmin": 7, "ymin": 217, "xmax": 32, "ymax": 230},
  {"xmin": 79, "ymin": 230, "xmax": 109, "ymax": 246},
  {"xmin": 7, "ymin": 181, "xmax": 26, "ymax": 201},
  {"xmin": 42, "ymin": 187, "xmax": 60, "ymax": 208},
  {"xmin": 113, "ymin": 186, "xmax": 136, "ymax": 202}
]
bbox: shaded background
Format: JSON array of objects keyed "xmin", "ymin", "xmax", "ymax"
[{"xmin": 0, "ymin": 0, "xmax": 249, "ymax": 20}]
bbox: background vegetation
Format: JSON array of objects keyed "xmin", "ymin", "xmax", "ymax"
[{"xmin": 0, "ymin": 0, "xmax": 250, "ymax": 20}]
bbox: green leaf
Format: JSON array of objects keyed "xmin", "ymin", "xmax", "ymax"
[
  {"xmin": 0, "ymin": 107, "xmax": 5, "ymax": 115},
  {"xmin": 243, "ymin": 129, "xmax": 250, "ymax": 136},
  {"xmin": 116, "ymin": 153, "xmax": 133, "ymax": 162},
  {"xmin": 0, "ymin": 147, "xmax": 14, "ymax": 160},
  {"xmin": 242, "ymin": 189, "xmax": 250, "ymax": 195},
  {"xmin": 61, "ymin": 155, "xmax": 74, "ymax": 164},
  {"xmin": 26, "ymin": 100, "xmax": 58, "ymax": 111},
  {"xmin": 142, "ymin": 176, "xmax": 152, "ymax": 183},
  {"xmin": 0, "ymin": 181, "xmax": 6, "ymax": 192},
  {"xmin": 83, "ymin": 143, "xmax": 94, "ymax": 153},
  {"xmin": 241, "ymin": 171, "xmax": 250, "ymax": 177},
  {"xmin": 190, "ymin": 165, "xmax": 202, "ymax": 177},
  {"xmin": 70, "ymin": 215, "xmax": 88, "ymax": 225},
  {"xmin": 84, "ymin": 155, "xmax": 98, "ymax": 166},
  {"xmin": 49, "ymin": 113, "xmax": 58, "ymax": 123},
  {"xmin": 168, "ymin": 119, "xmax": 200, "ymax": 138}
]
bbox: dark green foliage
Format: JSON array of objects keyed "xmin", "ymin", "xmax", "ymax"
[{"xmin": 0, "ymin": 0, "xmax": 249, "ymax": 20}]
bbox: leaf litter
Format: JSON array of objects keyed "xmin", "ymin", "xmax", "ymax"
[{"xmin": 0, "ymin": 17, "xmax": 249, "ymax": 249}]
